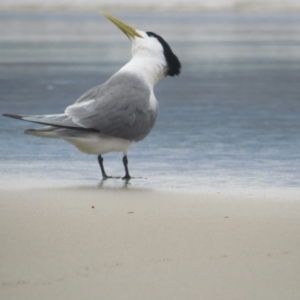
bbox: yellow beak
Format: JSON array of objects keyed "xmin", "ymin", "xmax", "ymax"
[{"xmin": 101, "ymin": 12, "xmax": 143, "ymax": 39}]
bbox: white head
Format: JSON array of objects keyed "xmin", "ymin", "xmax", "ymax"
[{"xmin": 102, "ymin": 12, "xmax": 181, "ymax": 78}]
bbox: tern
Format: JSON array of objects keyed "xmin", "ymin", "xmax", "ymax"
[{"xmin": 3, "ymin": 12, "xmax": 181, "ymax": 180}]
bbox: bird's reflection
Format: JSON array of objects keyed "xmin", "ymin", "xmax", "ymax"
[{"xmin": 97, "ymin": 177, "xmax": 131, "ymax": 189}]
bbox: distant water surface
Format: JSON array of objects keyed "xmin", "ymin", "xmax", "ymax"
[{"xmin": 0, "ymin": 12, "xmax": 299, "ymax": 190}]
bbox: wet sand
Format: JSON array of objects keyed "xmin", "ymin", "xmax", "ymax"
[{"xmin": 1, "ymin": 187, "xmax": 300, "ymax": 300}]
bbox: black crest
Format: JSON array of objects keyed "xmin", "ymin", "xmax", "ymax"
[{"xmin": 146, "ymin": 32, "xmax": 181, "ymax": 77}]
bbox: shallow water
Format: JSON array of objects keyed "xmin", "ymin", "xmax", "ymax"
[{"xmin": 0, "ymin": 12, "xmax": 300, "ymax": 190}]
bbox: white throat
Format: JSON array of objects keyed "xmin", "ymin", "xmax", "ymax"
[{"xmin": 118, "ymin": 54, "xmax": 166, "ymax": 88}]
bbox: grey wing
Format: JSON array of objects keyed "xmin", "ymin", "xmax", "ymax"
[
  {"xmin": 65, "ymin": 73, "xmax": 158, "ymax": 141},
  {"xmin": 2, "ymin": 82, "xmax": 109, "ymax": 130},
  {"xmin": 3, "ymin": 73, "xmax": 158, "ymax": 141},
  {"xmin": 2, "ymin": 113, "xmax": 95, "ymax": 132},
  {"xmin": 74, "ymin": 84, "xmax": 106, "ymax": 104},
  {"xmin": 2, "ymin": 83, "xmax": 106, "ymax": 130}
]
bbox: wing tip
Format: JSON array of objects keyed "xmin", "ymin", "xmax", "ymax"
[{"xmin": 3, "ymin": 113, "xmax": 24, "ymax": 120}]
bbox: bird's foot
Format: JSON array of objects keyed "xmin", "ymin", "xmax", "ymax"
[{"xmin": 122, "ymin": 175, "xmax": 131, "ymax": 180}]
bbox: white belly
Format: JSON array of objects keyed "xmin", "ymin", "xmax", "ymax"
[{"xmin": 63, "ymin": 133, "xmax": 132, "ymax": 155}]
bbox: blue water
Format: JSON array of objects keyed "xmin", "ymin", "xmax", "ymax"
[{"xmin": 0, "ymin": 12, "xmax": 300, "ymax": 190}]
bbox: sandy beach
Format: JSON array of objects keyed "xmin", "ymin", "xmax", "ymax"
[{"xmin": 1, "ymin": 187, "xmax": 300, "ymax": 300}]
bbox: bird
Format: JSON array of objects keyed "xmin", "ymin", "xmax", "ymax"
[{"xmin": 3, "ymin": 12, "xmax": 181, "ymax": 180}]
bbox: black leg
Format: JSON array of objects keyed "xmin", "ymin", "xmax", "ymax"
[
  {"xmin": 97, "ymin": 155, "xmax": 109, "ymax": 179},
  {"xmin": 122, "ymin": 155, "xmax": 131, "ymax": 180}
]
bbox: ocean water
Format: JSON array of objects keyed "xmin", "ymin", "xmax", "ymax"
[{"xmin": 0, "ymin": 12, "xmax": 299, "ymax": 190}]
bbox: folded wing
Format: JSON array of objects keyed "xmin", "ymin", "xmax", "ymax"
[{"xmin": 4, "ymin": 73, "xmax": 158, "ymax": 142}]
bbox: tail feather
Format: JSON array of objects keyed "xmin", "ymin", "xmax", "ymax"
[{"xmin": 25, "ymin": 126, "xmax": 60, "ymax": 138}]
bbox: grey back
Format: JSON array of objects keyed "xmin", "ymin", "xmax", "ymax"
[{"xmin": 65, "ymin": 73, "xmax": 158, "ymax": 141}]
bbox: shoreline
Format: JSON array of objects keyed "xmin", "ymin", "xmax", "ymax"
[{"xmin": 1, "ymin": 176, "xmax": 299, "ymax": 197}]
